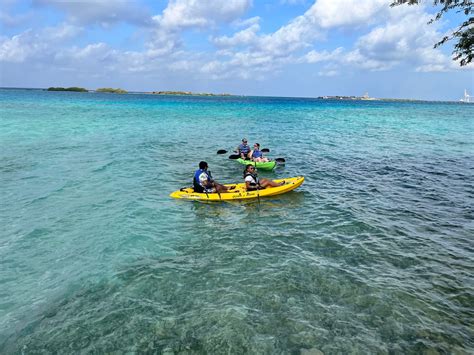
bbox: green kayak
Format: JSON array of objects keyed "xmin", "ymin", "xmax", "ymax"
[{"xmin": 236, "ymin": 158, "xmax": 277, "ymax": 170}]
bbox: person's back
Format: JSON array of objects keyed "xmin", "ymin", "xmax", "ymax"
[
  {"xmin": 193, "ymin": 162, "xmax": 212, "ymax": 193},
  {"xmin": 193, "ymin": 161, "xmax": 232, "ymax": 193}
]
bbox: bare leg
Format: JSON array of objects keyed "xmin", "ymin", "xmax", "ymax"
[
  {"xmin": 215, "ymin": 182, "xmax": 231, "ymax": 193},
  {"xmin": 259, "ymin": 178, "xmax": 285, "ymax": 188}
]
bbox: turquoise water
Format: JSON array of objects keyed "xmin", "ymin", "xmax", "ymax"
[{"xmin": 0, "ymin": 89, "xmax": 473, "ymax": 353}]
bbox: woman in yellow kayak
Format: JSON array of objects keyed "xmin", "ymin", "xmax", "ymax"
[{"xmin": 243, "ymin": 165, "xmax": 284, "ymax": 191}]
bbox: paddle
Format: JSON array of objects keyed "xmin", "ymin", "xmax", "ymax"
[
  {"xmin": 218, "ymin": 148, "xmax": 270, "ymax": 154},
  {"xmin": 229, "ymin": 154, "xmax": 285, "ymax": 163}
]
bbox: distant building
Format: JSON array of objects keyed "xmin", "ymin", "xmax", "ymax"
[{"xmin": 460, "ymin": 89, "xmax": 472, "ymax": 103}]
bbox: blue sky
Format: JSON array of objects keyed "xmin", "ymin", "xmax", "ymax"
[{"xmin": 0, "ymin": 0, "xmax": 472, "ymax": 100}]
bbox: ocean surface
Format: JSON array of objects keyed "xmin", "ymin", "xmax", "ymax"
[{"xmin": 0, "ymin": 89, "xmax": 473, "ymax": 354}]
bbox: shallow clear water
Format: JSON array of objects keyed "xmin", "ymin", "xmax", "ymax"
[{"xmin": 1, "ymin": 89, "xmax": 473, "ymax": 353}]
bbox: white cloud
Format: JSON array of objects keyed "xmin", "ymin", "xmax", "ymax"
[
  {"xmin": 1, "ymin": 0, "xmax": 469, "ymax": 91},
  {"xmin": 318, "ymin": 69, "xmax": 339, "ymax": 77},
  {"xmin": 205, "ymin": 1, "xmax": 325, "ymax": 79},
  {"xmin": 301, "ymin": 47, "xmax": 343, "ymax": 63},
  {"xmin": 154, "ymin": 0, "xmax": 252, "ymax": 30},
  {"xmin": 307, "ymin": 0, "xmax": 387, "ymax": 28},
  {"xmin": 232, "ymin": 16, "xmax": 260, "ymax": 29},
  {"xmin": 0, "ymin": 24, "xmax": 82, "ymax": 63},
  {"xmin": 348, "ymin": 7, "xmax": 454, "ymax": 72},
  {"xmin": 211, "ymin": 23, "xmax": 260, "ymax": 48}
]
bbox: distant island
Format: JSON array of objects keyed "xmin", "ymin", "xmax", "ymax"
[
  {"xmin": 151, "ymin": 91, "xmax": 231, "ymax": 96},
  {"xmin": 47, "ymin": 87, "xmax": 88, "ymax": 92},
  {"xmin": 318, "ymin": 92, "xmax": 377, "ymax": 101},
  {"xmin": 96, "ymin": 88, "xmax": 127, "ymax": 94}
]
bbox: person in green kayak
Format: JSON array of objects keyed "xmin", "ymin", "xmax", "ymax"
[
  {"xmin": 193, "ymin": 161, "xmax": 232, "ymax": 193},
  {"xmin": 236, "ymin": 138, "xmax": 251, "ymax": 159},
  {"xmin": 249, "ymin": 142, "xmax": 270, "ymax": 162},
  {"xmin": 243, "ymin": 165, "xmax": 284, "ymax": 191}
]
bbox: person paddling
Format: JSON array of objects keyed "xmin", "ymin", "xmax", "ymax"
[
  {"xmin": 193, "ymin": 161, "xmax": 231, "ymax": 193},
  {"xmin": 249, "ymin": 143, "xmax": 269, "ymax": 162},
  {"xmin": 243, "ymin": 164, "xmax": 284, "ymax": 191},
  {"xmin": 236, "ymin": 138, "xmax": 251, "ymax": 159}
]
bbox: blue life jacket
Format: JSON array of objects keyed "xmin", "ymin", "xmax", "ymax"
[
  {"xmin": 193, "ymin": 169, "xmax": 211, "ymax": 192},
  {"xmin": 252, "ymin": 149, "xmax": 262, "ymax": 158},
  {"xmin": 238, "ymin": 143, "xmax": 250, "ymax": 155}
]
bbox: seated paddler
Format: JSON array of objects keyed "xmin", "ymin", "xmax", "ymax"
[
  {"xmin": 236, "ymin": 138, "xmax": 251, "ymax": 159},
  {"xmin": 249, "ymin": 142, "xmax": 269, "ymax": 162},
  {"xmin": 243, "ymin": 164, "xmax": 284, "ymax": 191},
  {"xmin": 193, "ymin": 161, "xmax": 231, "ymax": 193}
]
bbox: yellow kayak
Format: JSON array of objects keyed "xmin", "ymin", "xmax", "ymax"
[{"xmin": 170, "ymin": 176, "xmax": 304, "ymax": 201}]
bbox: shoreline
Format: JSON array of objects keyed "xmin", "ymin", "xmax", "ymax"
[{"xmin": 0, "ymin": 86, "xmax": 471, "ymax": 103}]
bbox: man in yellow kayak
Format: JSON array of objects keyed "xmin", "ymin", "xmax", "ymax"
[
  {"xmin": 193, "ymin": 161, "xmax": 232, "ymax": 193},
  {"xmin": 243, "ymin": 165, "xmax": 284, "ymax": 191}
]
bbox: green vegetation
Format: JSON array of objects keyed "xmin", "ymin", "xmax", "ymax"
[
  {"xmin": 96, "ymin": 88, "xmax": 128, "ymax": 94},
  {"xmin": 391, "ymin": 0, "xmax": 473, "ymax": 66},
  {"xmin": 47, "ymin": 87, "xmax": 88, "ymax": 92}
]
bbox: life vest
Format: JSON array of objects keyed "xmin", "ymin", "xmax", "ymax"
[
  {"xmin": 238, "ymin": 143, "xmax": 250, "ymax": 155},
  {"xmin": 252, "ymin": 149, "xmax": 262, "ymax": 158},
  {"xmin": 193, "ymin": 169, "xmax": 211, "ymax": 192},
  {"xmin": 244, "ymin": 172, "xmax": 259, "ymax": 187}
]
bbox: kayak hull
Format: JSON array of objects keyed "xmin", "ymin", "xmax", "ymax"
[
  {"xmin": 236, "ymin": 158, "xmax": 277, "ymax": 170},
  {"xmin": 170, "ymin": 176, "xmax": 304, "ymax": 201}
]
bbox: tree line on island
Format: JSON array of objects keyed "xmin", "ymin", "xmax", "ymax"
[
  {"xmin": 47, "ymin": 87, "xmax": 127, "ymax": 93},
  {"xmin": 45, "ymin": 87, "xmax": 231, "ymax": 96}
]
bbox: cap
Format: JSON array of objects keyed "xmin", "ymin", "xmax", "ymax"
[{"xmin": 242, "ymin": 138, "xmax": 247, "ymax": 142}]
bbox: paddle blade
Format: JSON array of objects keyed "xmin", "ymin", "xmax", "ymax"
[
  {"xmin": 275, "ymin": 158, "xmax": 285, "ymax": 163},
  {"xmin": 217, "ymin": 149, "xmax": 227, "ymax": 154},
  {"xmin": 261, "ymin": 148, "xmax": 270, "ymax": 153},
  {"xmin": 229, "ymin": 154, "xmax": 240, "ymax": 159}
]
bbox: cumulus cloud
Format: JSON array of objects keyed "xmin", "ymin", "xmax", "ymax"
[
  {"xmin": 208, "ymin": 2, "xmax": 325, "ymax": 78},
  {"xmin": 301, "ymin": 48, "xmax": 343, "ymax": 63},
  {"xmin": 344, "ymin": 6, "xmax": 455, "ymax": 72},
  {"xmin": 211, "ymin": 23, "xmax": 260, "ymax": 48},
  {"xmin": 154, "ymin": 0, "xmax": 252, "ymax": 30},
  {"xmin": 0, "ymin": 23, "xmax": 83, "ymax": 63},
  {"xmin": 1, "ymin": 0, "xmax": 468, "ymax": 88},
  {"xmin": 232, "ymin": 16, "xmax": 260, "ymax": 29},
  {"xmin": 307, "ymin": 0, "xmax": 387, "ymax": 28}
]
